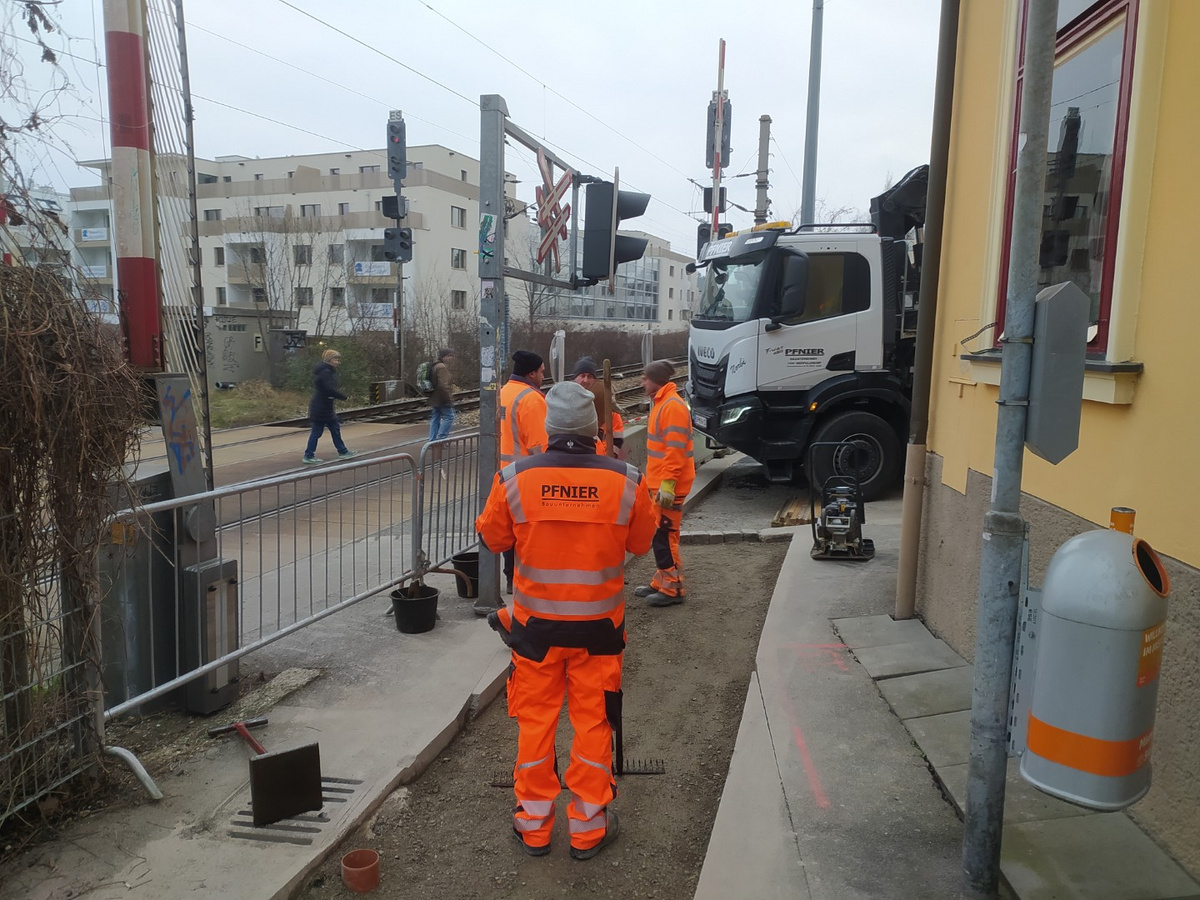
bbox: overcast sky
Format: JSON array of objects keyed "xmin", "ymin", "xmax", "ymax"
[{"xmin": 9, "ymin": 0, "xmax": 941, "ymax": 254}]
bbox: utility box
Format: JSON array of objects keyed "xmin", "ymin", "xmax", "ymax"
[
  {"xmin": 179, "ymin": 556, "xmax": 240, "ymax": 714},
  {"xmin": 1020, "ymin": 529, "xmax": 1170, "ymax": 810},
  {"xmin": 98, "ymin": 469, "xmax": 179, "ymax": 711}
]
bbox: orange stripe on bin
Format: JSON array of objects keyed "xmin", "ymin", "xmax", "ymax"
[{"xmin": 1027, "ymin": 714, "xmax": 1152, "ymax": 778}]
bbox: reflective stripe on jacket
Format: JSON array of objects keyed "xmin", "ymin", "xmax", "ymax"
[
  {"xmin": 645, "ymin": 382, "xmax": 694, "ymax": 496},
  {"xmin": 476, "ymin": 435, "xmax": 657, "ymax": 655},
  {"xmin": 499, "ymin": 376, "xmax": 548, "ymax": 464}
]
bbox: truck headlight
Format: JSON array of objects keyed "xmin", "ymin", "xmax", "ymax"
[{"xmin": 721, "ymin": 404, "xmax": 753, "ymax": 427}]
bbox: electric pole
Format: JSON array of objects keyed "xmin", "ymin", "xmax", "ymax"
[
  {"xmin": 754, "ymin": 115, "xmax": 772, "ymax": 225},
  {"xmin": 800, "ymin": 0, "xmax": 824, "ymax": 224}
]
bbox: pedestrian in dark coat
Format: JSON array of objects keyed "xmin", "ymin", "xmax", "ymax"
[
  {"xmin": 303, "ymin": 349, "xmax": 355, "ymax": 463},
  {"xmin": 427, "ymin": 348, "xmax": 456, "ymax": 442}
]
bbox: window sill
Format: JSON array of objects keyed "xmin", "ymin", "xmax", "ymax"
[{"xmin": 960, "ymin": 351, "xmax": 1143, "ymax": 405}]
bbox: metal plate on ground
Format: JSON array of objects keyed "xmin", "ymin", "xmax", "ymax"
[
  {"xmin": 248, "ymin": 742, "xmax": 323, "ymax": 827},
  {"xmin": 228, "ymin": 775, "xmax": 362, "ymax": 845}
]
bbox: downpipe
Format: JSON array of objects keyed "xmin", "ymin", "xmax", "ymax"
[{"xmin": 105, "ymin": 746, "xmax": 163, "ymax": 801}]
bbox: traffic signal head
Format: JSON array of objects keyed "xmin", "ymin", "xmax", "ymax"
[
  {"xmin": 383, "ymin": 226, "xmax": 413, "ymax": 263},
  {"xmin": 387, "ymin": 120, "xmax": 407, "ymax": 183},
  {"xmin": 705, "ymin": 96, "xmax": 732, "ymax": 170},
  {"xmin": 703, "ymin": 187, "xmax": 727, "ymax": 215},
  {"xmin": 380, "ymin": 194, "xmax": 408, "ymax": 220},
  {"xmin": 696, "ymin": 221, "xmax": 734, "ymax": 258},
  {"xmin": 581, "ymin": 181, "xmax": 650, "ymax": 281}
]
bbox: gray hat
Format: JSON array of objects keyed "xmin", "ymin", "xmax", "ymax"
[
  {"xmin": 570, "ymin": 356, "xmax": 599, "ymax": 378},
  {"xmin": 544, "ymin": 381, "xmax": 598, "ymax": 439}
]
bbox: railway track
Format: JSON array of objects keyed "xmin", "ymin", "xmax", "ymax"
[{"xmin": 265, "ymin": 358, "xmax": 686, "ymax": 428}]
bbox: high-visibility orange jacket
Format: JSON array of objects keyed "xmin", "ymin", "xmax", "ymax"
[
  {"xmin": 596, "ymin": 411, "xmax": 624, "ymax": 457},
  {"xmin": 476, "ymin": 435, "xmax": 657, "ymax": 659},
  {"xmin": 645, "ymin": 381, "xmax": 694, "ymax": 497},
  {"xmin": 499, "ymin": 376, "xmax": 548, "ymax": 465}
]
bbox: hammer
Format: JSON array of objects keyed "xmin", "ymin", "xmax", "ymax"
[{"xmin": 207, "ymin": 716, "xmax": 269, "ymax": 754}]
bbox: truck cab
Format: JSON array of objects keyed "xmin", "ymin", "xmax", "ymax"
[{"xmin": 687, "ymin": 165, "xmax": 927, "ymax": 499}]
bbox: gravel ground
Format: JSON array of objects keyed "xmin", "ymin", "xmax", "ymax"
[{"xmin": 300, "ymin": 538, "xmax": 789, "ymax": 899}]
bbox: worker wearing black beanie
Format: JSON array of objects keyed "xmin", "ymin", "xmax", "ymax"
[{"xmin": 512, "ymin": 350, "xmax": 544, "ymax": 377}]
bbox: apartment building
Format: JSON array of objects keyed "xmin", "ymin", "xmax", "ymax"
[
  {"xmin": 524, "ymin": 230, "xmax": 699, "ymax": 331},
  {"xmin": 66, "ymin": 144, "xmax": 693, "ymax": 383}
]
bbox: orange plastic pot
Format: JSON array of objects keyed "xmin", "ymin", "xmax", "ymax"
[{"xmin": 341, "ymin": 848, "xmax": 380, "ymax": 893}]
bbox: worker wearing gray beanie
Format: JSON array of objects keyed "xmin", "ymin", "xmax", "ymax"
[{"xmin": 544, "ymin": 381, "xmax": 598, "ymax": 439}]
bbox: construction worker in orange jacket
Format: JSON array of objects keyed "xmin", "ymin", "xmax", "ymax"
[
  {"xmin": 571, "ymin": 356, "xmax": 625, "ymax": 459},
  {"xmin": 476, "ymin": 381, "xmax": 657, "ymax": 861},
  {"xmin": 497, "ymin": 350, "xmax": 548, "ymax": 597},
  {"xmin": 633, "ymin": 360, "xmax": 694, "ymax": 607}
]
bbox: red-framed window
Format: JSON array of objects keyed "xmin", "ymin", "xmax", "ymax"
[{"xmin": 996, "ymin": 0, "xmax": 1139, "ymax": 356}]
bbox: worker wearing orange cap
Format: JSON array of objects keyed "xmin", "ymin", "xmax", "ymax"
[
  {"xmin": 633, "ymin": 360, "xmax": 694, "ymax": 607},
  {"xmin": 477, "ymin": 381, "xmax": 657, "ymax": 861}
]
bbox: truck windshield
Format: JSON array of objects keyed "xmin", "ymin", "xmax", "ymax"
[{"xmin": 696, "ymin": 256, "xmax": 765, "ymax": 323}]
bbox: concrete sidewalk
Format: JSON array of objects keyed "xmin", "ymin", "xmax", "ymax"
[{"xmin": 695, "ymin": 499, "xmax": 1200, "ymax": 900}]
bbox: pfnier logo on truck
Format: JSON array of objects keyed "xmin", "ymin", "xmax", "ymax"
[{"xmin": 766, "ymin": 346, "xmax": 825, "ymax": 369}]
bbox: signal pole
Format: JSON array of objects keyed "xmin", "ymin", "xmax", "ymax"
[
  {"xmin": 754, "ymin": 115, "xmax": 772, "ymax": 225},
  {"xmin": 385, "ymin": 111, "xmax": 409, "ymax": 387},
  {"xmin": 711, "ymin": 39, "xmax": 727, "ymax": 234}
]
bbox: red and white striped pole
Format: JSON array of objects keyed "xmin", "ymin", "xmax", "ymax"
[
  {"xmin": 711, "ymin": 38, "xmax": 726, "ymax": 235},
  {"xmin": 104, "ymin": 0, "xmax": 164, "ymax": 370}
]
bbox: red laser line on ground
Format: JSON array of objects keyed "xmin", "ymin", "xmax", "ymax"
[{"xmin": 792, "ymin": 725, "xmax": 831, "ymax": 809}]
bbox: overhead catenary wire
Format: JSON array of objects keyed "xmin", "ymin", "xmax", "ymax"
[{"xmin": 273, "ymin": 0, "xmax": 478, "ymax": 108}]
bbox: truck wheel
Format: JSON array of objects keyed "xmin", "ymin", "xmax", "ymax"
[{"xmin": 808, "ymin": 411, "xmax": 901, "ymax": 501}]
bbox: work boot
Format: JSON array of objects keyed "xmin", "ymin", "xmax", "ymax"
[
  {"xmin": 505, "ymin": 576, "xmax": 513, "ymax": 595},
  {"xmin": 645, "ymin": 591, "xmax": 684, "ymax": 607},
  {"xmin": 569, "ymin": 810, "xmax": 620, "ymax": 861},
  {"xmin": 512, "ymin": 828, "xmax": 551, "ymax": 857},
  {"xmin": 632, "ymin": 585, "xmax": 655, "ymax": 598}
]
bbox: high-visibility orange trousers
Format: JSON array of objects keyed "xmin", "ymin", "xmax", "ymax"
[
  {"xmin": 507, "ymin": 647, "xmax": 622, "ymax": 852},
  {"xmin": 650, "ymin": 501, "xmax": 685, "ymax": 597}
]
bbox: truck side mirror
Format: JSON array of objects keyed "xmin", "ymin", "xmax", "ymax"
[{"xmin": 779, "ymin": 254, "xmax": 809, "ymax": 320}]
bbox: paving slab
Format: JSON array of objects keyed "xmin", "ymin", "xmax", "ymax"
[
  {"xmin": 936, "ymin": 759, "xmax": 1096, "ymax": 825},
  {"xmin": 1002, "ymin": 813, "xmax": 1200, "ymax": 899},
  {"xmin": 694, "ymin": 672, "xmax": 811, "ymax": 900},
  {"xmin": 701, "ymin": 514, "xmax": 965, "ymax": 900},
  {"xmin": 851, "ymin": 637, "xmax": 968, "ymax": 679},
  {"xmin": 904, "ymin": 710, "xmax": 972, "ymax": 769},
  {"xmin": 832, "ymin": 613, "xmax": 938, "ymax": 649},
  {"xmin": 876, "ymin": 665, "xmax": 975, "ymax": 720}
]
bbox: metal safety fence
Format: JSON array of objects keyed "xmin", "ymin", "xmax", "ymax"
[{"xmin": 1, "ymin": 434, "xmax": 485, "ymax": 826}]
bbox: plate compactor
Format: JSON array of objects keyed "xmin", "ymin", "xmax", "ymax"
[{"xmin": 808, "ymin": 441, "xmax": 875, "ymax": 561}]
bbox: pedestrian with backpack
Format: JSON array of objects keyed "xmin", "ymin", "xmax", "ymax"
[
  {"xmin": 426, "ymin": 348, "xmax": 455, "ymax": 442},
  {"xmin": 303, "ymin": 349, "xmax": 356, "ymax": 464}
]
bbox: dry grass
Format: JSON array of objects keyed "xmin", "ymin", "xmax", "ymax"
[{"xmin": 208, "ymin": 381, "xmax": 310, "ymax": 428}]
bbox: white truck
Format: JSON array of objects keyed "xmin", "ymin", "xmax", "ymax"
[{"xmin": 686, "ymin": 165, "xmax": 928, "ymax": 499}]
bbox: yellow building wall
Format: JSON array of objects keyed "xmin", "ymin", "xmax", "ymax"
[{"xmin": 930, "ymin": 0, "xmax": 1200, "ymax": 566}]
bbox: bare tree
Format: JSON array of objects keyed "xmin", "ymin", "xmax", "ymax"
[{"xmin": 229, "ymin": 203, "xmax": 353, "ymax": 367}]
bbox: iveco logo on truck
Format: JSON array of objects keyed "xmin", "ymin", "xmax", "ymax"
[
  {"xmin": 785, "ymin": 348, "xmax": 824, "ymax": 357},
  {"xmin": 697, "ymin": 346, "xmax": 717, "ymax": 360}
]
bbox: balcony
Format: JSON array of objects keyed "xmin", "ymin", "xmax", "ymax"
[
  {"xmin": 348, "ymin": 260, "xmax": 397, "ymax": 284},
  {"xmin": 74, "ymin": 227, "xmax": 110, "ymax": 244},
  {"xmin": 77, "ymin": 263, "xmax": 111, "ymax": 284}
]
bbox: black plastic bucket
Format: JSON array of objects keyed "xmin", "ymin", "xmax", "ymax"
[
  {"xmin": 452, "ymin": 551, "xmax": 480, "ymax": 598},
  {"xmin": 391, "ymin": 583, "xmax": 439, "ymax": 634}
]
